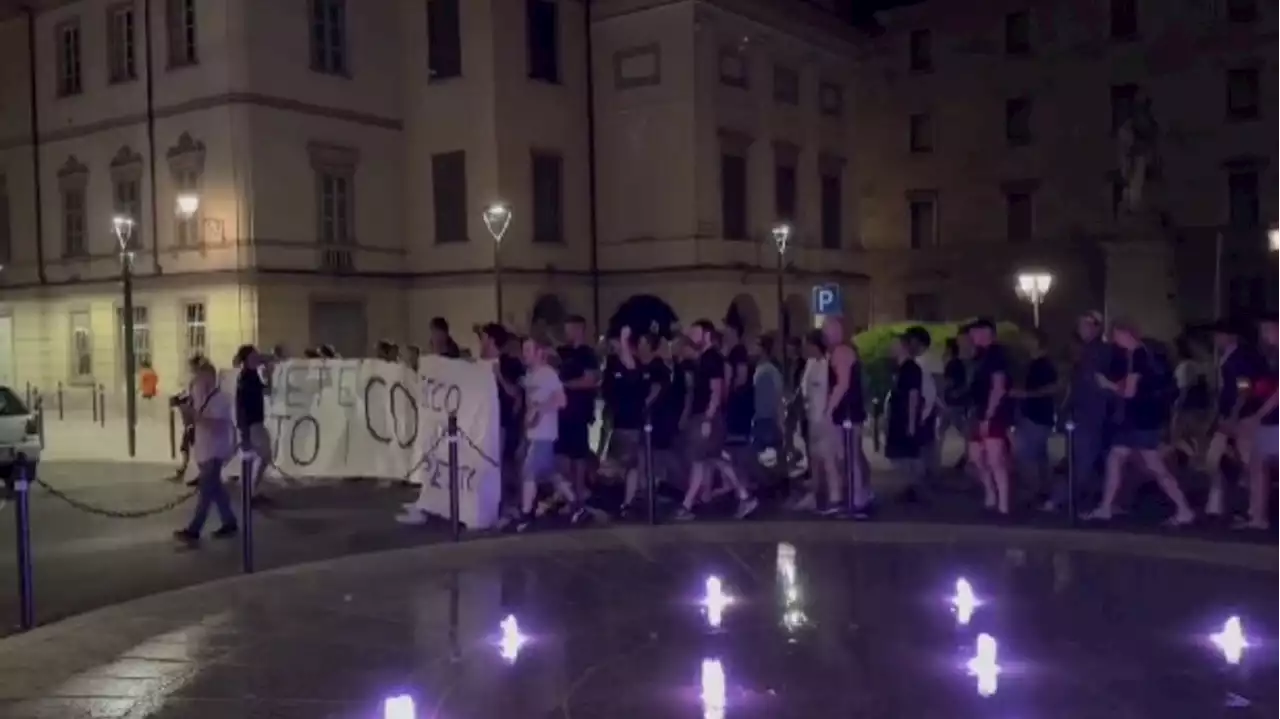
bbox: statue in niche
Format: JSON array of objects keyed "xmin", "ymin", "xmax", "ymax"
[{"xmin": 1116, "ymin": 94, "xmax": 1160, "ymax": 217}]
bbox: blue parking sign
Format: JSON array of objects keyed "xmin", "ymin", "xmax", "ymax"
[{"xmin": 811, "ymin": 284, "xmax": 842, "ymax": 316}]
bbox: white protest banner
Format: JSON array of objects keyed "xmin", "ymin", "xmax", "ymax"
[
  {"xmin": 225, "ymin": 357, "xmax": 501, "ymax": 528},
  {"xmin": 405, "ymin": 355, "xmax": 502, "ymax": 529}
]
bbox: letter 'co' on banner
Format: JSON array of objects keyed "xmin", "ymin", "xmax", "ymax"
[{"xmin": 239, "ymin": 357, "xmax": 502, "ymax": 528}]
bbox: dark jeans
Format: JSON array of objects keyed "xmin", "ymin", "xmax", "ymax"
[
  {"xmin": 186, "ymin": 459, "xmax": 237, "ymax": 535},
  {"xmin": 1055, "ymin": 418, "xmax": 1105, "ymax": 506}
]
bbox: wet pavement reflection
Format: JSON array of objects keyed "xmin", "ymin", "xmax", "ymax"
[{"xmin": 0, "ymin": 528, "xmax": 1274, "ymax": 718}]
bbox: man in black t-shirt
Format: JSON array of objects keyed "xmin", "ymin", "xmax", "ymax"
[
  {"xmin": 1011, "ymin": 329, "xmax": 1058, "ymax": 503},
  {"xmin": 674, "ymin": 320, "xmax": 758, "ymax": 521},
  {"xmin": 612, "ymin": 328, "xmax": 666, "ymax": 514},
  {"xmin": 962, "ymin": 318, "xmax": 1013, "ymax": 514},
  {"xmin": 1084, "ymin": 318, "xmax": 1195, "ymax": 525},
  {"xmin": 555, "ymin": 315, "xmax": 600, "ymax": 524},
  {"xmin": 479, "ymin": 324, "xmax": 523, "ymax": 490}
]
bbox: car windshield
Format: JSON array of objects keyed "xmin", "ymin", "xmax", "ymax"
[{"xmin": 0, "ymin": 387, "xmax": 29, "ymax": 417}]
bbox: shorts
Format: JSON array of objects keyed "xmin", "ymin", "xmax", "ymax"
[
  {"xmin": 1013, "ymin": 419, "xmax": 1053, "ymax": 464},
  {"xmin": 1254, "ymin": 424, "xmax": 1279, "ymax": 458},
  {"xmin": 682, "ymin": 414, "xmax": 726, "ymax": 462},
  {"xmin": 807, "ymin": 420, "xmax": 847, "ymax": 464},
  {"xmin": 242, "ymin": 423, "xmax": 271, "ymax": 460},
  {"xmin": 554, "ymin": 419, "xmax": 593, "ymax": 460},
  {"xmin": 967, "ymin": 416, "xmax": 1011, "ymax": 442},
  {"xmin": 1113, "ymin": 428, "xmax": 1162, "ymax": 451},
  {"xmin": 522, "ymin": 439, "xmax": 558, "ymax": 484},
  {"xmin": 610, "ymin": 428, "xmax": 645, "ymax": 469}
]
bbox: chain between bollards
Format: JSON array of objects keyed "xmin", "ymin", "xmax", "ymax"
[
  {"xmin": 13, "ymin": 456, "xmax": 35, "ymax": 631},
  {"xmin": 447, "ymin": 413, "xmax": 461, "ymax": 542},
  {"xmin": 240, "ymin": 454, "xmax": 255, "ymax": 574},
  {"xmin": 643, "ymin": 421, "xmax": 656, "ymax": 525}
]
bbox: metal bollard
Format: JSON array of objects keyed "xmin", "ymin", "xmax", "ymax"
[
  {"xmin": 871, "ymin": 399, "xmax": 883, "ymax": 453},
  {"xmin": 842, "ymin": 420, "xmax": 855, "ymax": 513},
  {"xmin": 35, "ymin": 395, "xmax": 45, "ymax": 449},
  {"xmin": 56, "ymin": 382, "xmax": 64, "ymax": 420},
  {"xmin": 97, "ymin": 385, "xmax": 106, "ymax": 427},
  {"xmin": 643, "ymin": 421, "xmax": 656, "ymax": 525},
  {"xmin": 24, "ymin": 382, "xmax": 30, "ymax": 408},
  {"xmin": 168, "ymin": 407, "xmax": 177, "ymax": 460},
  {"xmin": 447, "ymin": 413, "xmax": 461, "ymax": 541},
  {"xmin": 13, "ymin": 456, "xmax": 35, "ymax": 631},
  {"xmin": 1064, "ymin": 421, "xmax": 1076, "ymax": 525},
  {"xmin": 92, "ymin": 385, "xmax": 99, "ymax": 423},
  {"xmin": 240, "ymin": 453, "xmax": 255, "ymax": 574}
]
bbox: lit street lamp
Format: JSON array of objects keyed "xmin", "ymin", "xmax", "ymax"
[
  {"xmin": 483, "ymin": 202, "xmax": 512, "ymax": 323},
  {"xmin": 1015, "ymin": 271, "xmax": 1053, "ymax": 328},
  {"xmin": 176, "ymin": 192, "xmax": 200, "ymax": 218},
  {"xmin": 112, "ymin": 214, "xmax": 138, "ymax": 458},
  {"xmin": 771, "ymin": 222, "xmax": 792, "ymax": 381},
  {"xmin": 1269, "ymin": 225, "xmax": 1278, "ymax": 253}
]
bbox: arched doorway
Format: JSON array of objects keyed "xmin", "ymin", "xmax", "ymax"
[
  {"xmin": 530, "ymin": 294, "xmax": 567, "ymax": 342},
  {"xmin": 609, "ymin": 294, "xmax": 679, "ymax": 338},
  {"xmin": 724, "ymin": 294, "xmax": 761, "ymax": 335}
]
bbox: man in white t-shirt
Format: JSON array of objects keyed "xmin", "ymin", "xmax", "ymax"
[
  {"xmin": 516, "ymin": 337, "xmax": 569, "ymax": 531},
  {"xmin": 174, "ymin": 359, "xmax": 238, "ymax": 545}
]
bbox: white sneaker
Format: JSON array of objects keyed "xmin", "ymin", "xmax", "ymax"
[{"xmin": 395, "ymin": 510, "xmax": 428, "ymax": 526}]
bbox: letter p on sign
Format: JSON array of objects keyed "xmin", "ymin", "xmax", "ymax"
[{"xmin": 811, "ymin": 283, "xmax": 841, "ymax": 317}]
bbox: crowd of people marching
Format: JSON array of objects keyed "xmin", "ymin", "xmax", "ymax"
[{"xmin": 167, "ymin": 308, "xmax": 1279, "ymax": 544}]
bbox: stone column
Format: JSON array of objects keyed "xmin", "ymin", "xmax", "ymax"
[{"xmin": 1102, "ymin": 238, "xmax": 1178, "ymax": 340}]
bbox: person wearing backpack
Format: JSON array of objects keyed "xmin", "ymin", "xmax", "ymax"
[{"xmin": 1082, "ymin": 318, "xmax": 1195, "ymax": 526}]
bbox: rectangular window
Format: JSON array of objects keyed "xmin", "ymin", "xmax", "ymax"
[
  {"xmin": 1004, "ymin": 11, "xmax": 1030, "ymax": 56},
  {"xmin": 166, "ymin": 0, "xmax": 198, "ymax": 67},
  {"xmin": 1006, "ymin": 191, "xmax": 1033, "ymax": 243},
  {"xmin": 117, "ymin": 306, "xmax": 152, "ymax": 372},
  {"xmin": 1005, "ymin": 96, "xmax": 1032, "ymax": 146},
  {"xmin": 1110, "ymin": 83, "xmax": 1138, "ymax": 133},
  {"xmin": 62, "ymin": 188, "xmax": 86, "ymax": 257},
  {"xmin": 311, "ymin": 0, "xmax": 348, "ymax": 75},
  {"xmin": 70, "ymin": 310, "xmax": 93, "ymax": 380},
  {"xmin": 432, "ymin": 151, "xmax": 468, "ymax": 243},
  {"xmin": 1110, "ymin": 0, "xmax": 1137, "ymax": 39},
  {"xmin": 427, "ymin": 0, "xmax": 462, "ymax": 79},
  {"xmin": 531, "ymin": 152, "xmax": 564, "ymax": 243},
  {"xmin": 317, "ymin": 171, "xmax": 353, "ymax": 244},
  {"xmin": 0, "ymin": 178, "xmax": 9, "ymax": 267},
  {"xmin": 774, "ymin": 163, "xmax": 797, "ymax": 222},
  {"xmin": 1227, "ymin": 170, "xmax": 1260, "ymax": 228},
  {"xmin": 819, "ymin": 82, "xmax": 843, "ymax": 117},
  {"xmin": 183, "ymin": 302, "xmax": 207, "ymax": 359},
  {"xmin": 113, "ymin": 179, "xmax": 142, "ymax": 250},
  {"xmin": 905, "ymin": 293, "xmax": 941, "ymax": 322},
  {"xmin": 909, "ymin": 113, "xmax": 932, "ymax": 153},
  {"xmin": 1226, "ymin": 0, "xmax": 1258, "ymax": 23},
  {"xmin": 1226, "ymin": 68, "xmax": 1259, "ymax": 121},
  {"xmin": 909, "ymin": 196, "xmax": 937, "ymax": 249},
  {"xmin": 527, "ymin": 0, "xmax": 560, "ymax": 83},
  {"xmin": 56, "ymin": 21, "xmax": 83, "ymax": 96},
  {"xmin": 720, "ymin": 153, "xmax": 747, "ymax": 241},
  {"xmin": 820, "ymin": 171, "xmax": 842, "ymax": 250},
  {"xmin": 909, "ymin": 29, "xmax": 932, "ymax": 72},
  {"xmin": 175, "ymin": 169, "xmax": 199, "ymax": 246},
  {"xmin": 107, "ymin": 4, "xmax": 137, "ymax": 83},
  {"xmin": 773, "ymin": 65, "xmax": 799, "ymax": 105}
]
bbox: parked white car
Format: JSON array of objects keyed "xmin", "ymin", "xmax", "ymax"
[{"xmin": 0, "ymin": 385, "xmax": 41, "ymax": 481}]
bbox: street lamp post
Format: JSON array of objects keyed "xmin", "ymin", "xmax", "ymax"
[
  {"xmin": 112, "ymin": 215, "xmax": 138, "ymax": 458},
  {"xmin": 1015, "ymin": 271, "xmax": 1053, "ymax": 328},
  {"xmin": 1268, "ymin": 225, "xmax": 1278, "ymax": 253},
  {"xmin": 483, "ymin": 203, "xmax": 512, "ymax": 324},
  {"xmin": 772, "ymin": 222, "xmax": 792, "ymax": 381}
]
